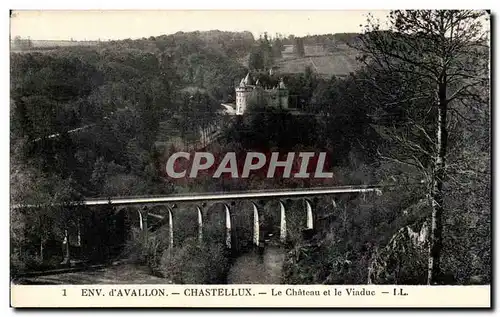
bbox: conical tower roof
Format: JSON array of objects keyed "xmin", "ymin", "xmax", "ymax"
[{"xmin": 243, "ymin": 72, "xmax": 252, "ymax": 85}]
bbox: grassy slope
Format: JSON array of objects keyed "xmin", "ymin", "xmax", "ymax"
[{"xmin": 276, "ymin": 45, "xmax": 361, "ymax": 78}]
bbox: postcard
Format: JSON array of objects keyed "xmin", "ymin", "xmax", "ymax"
[{"xmin": 9, "ymin": 9, "xmax": 491, "ymax": 308}]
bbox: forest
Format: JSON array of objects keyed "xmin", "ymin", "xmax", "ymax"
[{"xmin": 10, "ymin": 11, "xmax": 490, "ymax": 285}]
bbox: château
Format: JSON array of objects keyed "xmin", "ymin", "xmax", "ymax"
[{"xmin": 222, "ymin": 72, "xmax": 289, "ymax": 115}]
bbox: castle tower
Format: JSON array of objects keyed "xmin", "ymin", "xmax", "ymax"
[{"xmin": 235, "ymin": 73, "xmax": 253, "ymax": 115}]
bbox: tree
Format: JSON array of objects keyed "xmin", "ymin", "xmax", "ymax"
[
  {"xmin": 295, "ymin": 37, "xmax": 305, "ymax": 58},
  {"xmin": 358, "ymin": 10, "xmax": 489, "ymax": 284},
  {"xmin": 260, "ymin": 34, "xmax": 274, "ymax": 68},
  {"xmin": 12, "ymin": 36, "xmax": 32, "ymax": 50},
  {"xmin": 10, "ymin": 159, "xmax": 84, "ymax": 266},
  {"xmin": 272, "ymin": 38, "xmax": 283, "ymax": 58},
  {"xmin": 248, "ymin": 49, "xmax": 265, "ymax": 70}
]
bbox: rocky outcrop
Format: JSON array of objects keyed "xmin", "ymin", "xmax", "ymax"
[{"xmin": 367, "ymin": 219, "xmax": 429, "ymax": 284}]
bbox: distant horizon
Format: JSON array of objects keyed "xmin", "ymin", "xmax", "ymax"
[
  {"xmin": 10, "ymin": 10, "xmax": 391, "ymax": 41},
  {"xmin": 10, "ymin": 28, "xmax": 366, "ymax": 42}
]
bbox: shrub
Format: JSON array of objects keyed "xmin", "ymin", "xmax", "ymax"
[{"xmin": 158, "ymin": 238, "xmax": 230, "ymax": 284}]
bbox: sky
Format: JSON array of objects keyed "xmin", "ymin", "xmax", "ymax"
[{"xmin": 10, "ymin": 10, "xmax": 391, "ymax": 41}]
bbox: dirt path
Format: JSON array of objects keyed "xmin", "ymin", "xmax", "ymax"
[
  {"xmin": 14, "ymin": 264, "xmax": 169, "ymax": 285},
  {"xmin": 309, "ymin": 57, "xmax": 320, "ymax": 72}
]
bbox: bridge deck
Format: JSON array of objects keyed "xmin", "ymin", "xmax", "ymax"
[{"xmin": 12, "ymin": 185, "xmax": 392, "ymax": 209}]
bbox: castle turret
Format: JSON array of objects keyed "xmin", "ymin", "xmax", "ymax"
[{"xmin": 235, "ymin": 73, "xmax": 253, "ymax": 115}]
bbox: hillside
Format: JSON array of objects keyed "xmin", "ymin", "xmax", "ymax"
[
  {"xmin": 275, "ymin": 45, "xmax": 361, "ymax": 78},
  {"xmin": 10, "ymin": 39, "xmax": 101, "ymax": 53}
]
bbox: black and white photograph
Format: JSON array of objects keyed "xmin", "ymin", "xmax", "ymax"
[{"xmin": 8, "ymin": 9, "xmax": 491, "ymax": 307}]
